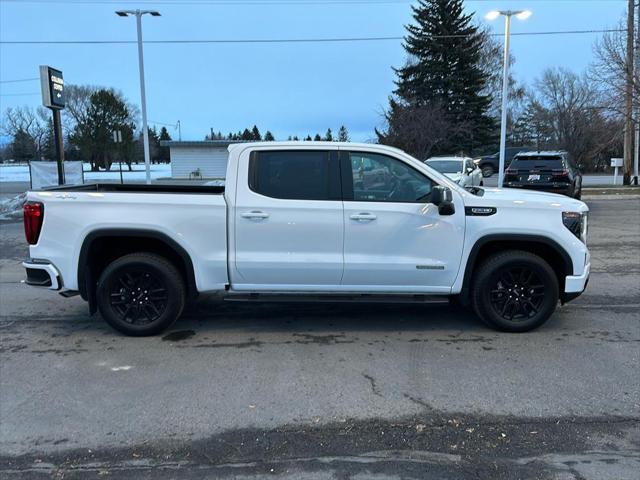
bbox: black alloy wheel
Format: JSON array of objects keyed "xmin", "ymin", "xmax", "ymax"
[
  {"xmin": 488, "ymin": 266, "xmax": 545, "ymax": 322},
  {"xmin": 109, "ymin": 269, "xmax": 169, "ymax": 325},
  {"xmin": 97, "ymin": 253, "xmax": 185, "ymax": 336},
  {"xmin": 471, "ymin": 250, "xmax": 559, "ymax": 332}
]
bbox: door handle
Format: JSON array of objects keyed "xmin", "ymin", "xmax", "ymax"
[
  {"xmin": 350, "ymin": 213, "xmax": 377, "ymax": 221},
  {"xmin": 241, "ymin": 210, "xmax": 270, "ymax": 219}
]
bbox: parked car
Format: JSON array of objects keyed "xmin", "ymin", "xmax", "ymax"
[
  {"xmin": 503, "ymin": 151, "xmax": 582, "ymax": 199},
  {"xmin": 425, "ymin": 156, "xmax": 483, "ymax": 188},
  {"xmin": 475, "ymin": 146, "xmax": 533, "ymax": 178},
  {"xmin": 23, "ymin": 142, "xmax": 589, "ymax": 336}
]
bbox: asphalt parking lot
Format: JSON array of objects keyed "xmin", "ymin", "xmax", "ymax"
[{"xmin": 0, "ymin": 195, "xmax": 639, "ymax": 479}]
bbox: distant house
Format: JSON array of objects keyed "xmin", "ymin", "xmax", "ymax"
[{"xmin": 160, "ymin": 140, "xmax": 246, "ymax": 179}]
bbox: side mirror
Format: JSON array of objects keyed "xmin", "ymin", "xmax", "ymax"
[
  {"xmin": 466, "ymin": 167, "xmax": 474, "ymax": 174},
  {"xmin": 431, "ymin": 186, "xmax": 455, "ymax": 215}
]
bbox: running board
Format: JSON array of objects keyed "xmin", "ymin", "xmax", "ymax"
[{"xmin": 223, "ymin": 293, "xmax": 450, "ymax": 304}]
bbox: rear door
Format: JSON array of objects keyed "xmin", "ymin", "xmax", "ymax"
[{"xmin": 232, "ymin": 148, "xmax": 344, "ymax": 290}]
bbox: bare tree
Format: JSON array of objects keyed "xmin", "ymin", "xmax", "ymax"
[
  {"xmin": 516, "ymin": 68, "xmax": 623, "ymax": 170},
  {"xmin": 377, "ymin": 99, "xmax": 470, "ymax": 159},
  {"xmin": 590, "ymin": 21, "xmax": 638, "ymax": 120},
  {"xmin": 1, "ymin": 106, "xmax": 50, "ymax": 160}
]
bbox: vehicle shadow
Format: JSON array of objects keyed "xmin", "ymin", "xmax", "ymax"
[{"xmin": 175, "ymin": 295, "xmax": 487, "ymax": 335}]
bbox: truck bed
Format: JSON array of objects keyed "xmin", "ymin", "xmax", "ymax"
[{"xmin": 40, "ymin": 183, "xmax": 225, "ymax": 194}]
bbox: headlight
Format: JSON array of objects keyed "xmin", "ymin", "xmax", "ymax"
[{"xmin": 562, "ymin": 211, "xmax": 588, "ymax": 244}]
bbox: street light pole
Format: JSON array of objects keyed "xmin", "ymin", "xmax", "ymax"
[
  {"xmin": 135, "ymin": 11, "xmax": 151, "ymax": 185},
  {"xmin": 486, "ymin": 9, "xmax": 532, "ymax": 188},
  {"xmin": 116, "ymin": 9, "xmax": 161, "ymax": 185},
  {"xmin": 498, "ymin": 14, "xmax": 511, "ymax": 189}
]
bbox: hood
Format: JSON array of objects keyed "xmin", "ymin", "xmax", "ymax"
[
  {"xmin": 470, "ymin": 187, "xmax": 588, "ymax": 212},
  {"xmin": 444, "ymin": 173, "xmax": 463, "ymax": 183}
]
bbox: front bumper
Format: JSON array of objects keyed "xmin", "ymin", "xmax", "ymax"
[
  {"xmin": 22, "ymin": 259, "xmax": 62, "ymax": 290},
  {"xmin": 561, "ymin": 262, "xmax": 590, "ymax": 304}
]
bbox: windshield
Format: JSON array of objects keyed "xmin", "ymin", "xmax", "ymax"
[
  {"xmin": 426, "ymin": 160, "xmax": 462, "ymax": 174},
  {"xmin": 511, "ymin": 157, "xmax": 564, "ymax": 170}
]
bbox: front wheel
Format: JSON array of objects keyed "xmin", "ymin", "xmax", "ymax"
[
  {"xmin": 96, "ymin": 253, "xmax": 186, "ymax": 336},
  {"xmin": 471, "ymin": 251, "xmax": 559, "ymax": 332}
]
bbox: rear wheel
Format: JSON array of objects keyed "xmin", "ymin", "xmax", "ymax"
[
  {"xmin": 481, "ymin": 165, "xmax": 494, "ymax": 178},
  {"xmin": 471, "ymin": 251, "xmax": 558, "ymax": 332},
  {"xmin": 96, "ymin": 253, "xmax": 186, "ymax": 336}
]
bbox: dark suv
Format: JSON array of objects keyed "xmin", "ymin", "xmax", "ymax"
[
  {"xmin": 475, "ymin": 146, "xmax": 533, "ymax": 178},
  {"xmin": 503, "ymin": 151, "xmax": 582, "ymax": 199}
]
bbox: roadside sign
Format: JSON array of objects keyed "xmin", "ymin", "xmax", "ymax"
[{"xmin": 39, "ymin": 65, "xmax": 65, "ymax": 110}]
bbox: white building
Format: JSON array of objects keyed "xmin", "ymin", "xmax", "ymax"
[{"xmin": 161, "ymin": 140, "xmax": 246, "ymax": 179}]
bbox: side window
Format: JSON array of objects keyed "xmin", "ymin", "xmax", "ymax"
[
  {"xmin": 249, "ymin": 150, "xmax": 333, "ymax": 200},
  {"xmin": 348, "ymin": 152, "xmax": 432, "ymax": 203},
  {"xmin": 465, "ymin": 159, "xmax": 475, "ymax": 171}
]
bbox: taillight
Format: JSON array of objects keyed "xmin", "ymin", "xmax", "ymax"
[
  {"xmin": 23, "ymin": 201, "xmax": 44, "ymax": 245},
  {"xmin": 553, "ymin": 169, "xmax": 569, "ymax": 176}
]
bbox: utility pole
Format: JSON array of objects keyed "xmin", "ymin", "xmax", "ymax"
[
  {"xmin": 634, "ymin": 0, "xmax": 639, "ymax": 185},
  {"xmin": 623, "ymin": 0, "xmax": 634, "ymax": 185}
]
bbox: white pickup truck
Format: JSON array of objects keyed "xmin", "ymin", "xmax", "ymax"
[{"xmin": 22, "ymin": 142, "xmax": 590, "ymax": 336}]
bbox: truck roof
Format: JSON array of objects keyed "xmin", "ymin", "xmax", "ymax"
[{"xmin": 226, "ymin": 141, "xmax": 406, "ymax": 155}]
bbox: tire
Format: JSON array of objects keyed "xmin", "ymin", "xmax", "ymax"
[
  {"xmin": 471, "ymin": 250, "xmax": 559, "ymax": 332},
  {"xmin": 96, "ymin": 253, "xmax": 186, "ymax": 336},
  {"xmin": 480, "ymin": 179, "xmax": 484, "ymax": 187},
  {"xmin": 481, "ymin": 165, "xmax": 494, "ymax": 178}
]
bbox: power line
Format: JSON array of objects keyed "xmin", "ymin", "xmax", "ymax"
[
  {"xmin": 0, "ymin": 77, "xmax": 39, "ymax": 83},
  {"xmin": 0, "ymin": 29, "xmax": 625, "ymax": 45},
  {"xmin": 0, "ymin": 0, "xmax": 625, "ymax": 3}
]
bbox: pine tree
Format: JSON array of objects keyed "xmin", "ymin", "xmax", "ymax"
[
  {"xmin": 11, "ymin": 128, "xmax": 37, "ymax": 162},
  {"xmin": 314, "ymin": 134, "xmax": 322, "ymax": 141},
  {"xmin": 338, "ymin": 125, "xmax": 349, "ymax": 142},
  {"xmin": 324, "ymin": 128, "xmax": 333, "ymax": 141},
  {"xmin": 43, "ymin": 119, "xmax": 56, "ymax": 160},
  {"xmin": 304, "ymin": 135, "xmax": 312, "ymax": 141},
  {"xmin": 264, "ymin": 131, "xmax": 275, "ymax": 141},
  {"xmin": 380, "ymin": 0, "xmax": 495, "ymax": 154},
  {"xmin": 251, "ymin": 125, "xmax": 262, "ymax": 141},
  {"xmin": 158, "ymin": 126, "xmax": 171, "ymax": 163},
  {"xmin": 292, "ymin": 136, "xmax": 299, "ymax": 141}
]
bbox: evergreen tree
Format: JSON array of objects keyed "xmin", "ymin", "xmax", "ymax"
[
  {"xmin": 292, "ymin": 136, "xmax": 299, "ymax": 141},
  {"xmin": 42, "ymin": 119, "xmax": 56, "ymax": 160},
  {"xmin": 338, "ymin": 125, "xmax": 350, "ymax": 142},
  {"xmin": 69, "ymin": 89, "xmax": 136, "ymax": 170},
  {"xmin": 324, "ymin": 128, "xmax": 333, "ymax": 141},
  {"xmin": 251, "ymin": 125, "xmax": 262, "ymax": 140},
  {"xmin": 264, "ymin": 131, "xmax": 275, "ymax": 141},
  {"xmin": 314, "ymin": 134, "xmax": 322, "ymax": 141},
  {"xmin": 379, "ymin": 0, "xmax": 495, "ymax": 154},
  {"xmin": 10, "ymin": 128, "xmax": 37, "ymax": 162},
  {"xmin": 304, "ymin": 135, "xmax": 312, "ymax": 141},
  {"xmin": 158, "ymin": 126, "xmax": 171, "ymax": 163}
]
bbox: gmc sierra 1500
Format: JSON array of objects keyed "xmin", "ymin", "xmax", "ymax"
[{"xmin": 22, "ymin": 142, "xmax": 589, "ymax": 336}]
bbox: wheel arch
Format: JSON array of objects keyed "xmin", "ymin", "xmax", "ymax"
[
  {"xmin": 459, "ymin": 234, "xmax": 573, "ymax": 305},
  {"xmin": 78, "ymin": 228, "xmax": 198, "ymax": 313}
]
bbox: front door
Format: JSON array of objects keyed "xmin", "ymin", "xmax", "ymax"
[
  {"xmin": 233, "ymin": 148, "xmax": 344, "ymax": 290},
  {"xmin": 341, "ymin": 150, "xmax": 465, "ymax": 293}
]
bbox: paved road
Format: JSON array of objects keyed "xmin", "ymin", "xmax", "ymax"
[{"xmin": 0, "ymin": 198, "xmax": 639, "ymax": 479}]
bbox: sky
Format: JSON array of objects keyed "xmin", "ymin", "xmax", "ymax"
[{"xmin": 0, "ymin": 0, "xmax": 629, "ymax": 142}]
